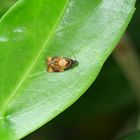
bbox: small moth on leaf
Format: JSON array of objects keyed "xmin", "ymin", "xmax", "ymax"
[{"xmin": 47, "ymin": 57, "xmax": 78, "ymax": 72}]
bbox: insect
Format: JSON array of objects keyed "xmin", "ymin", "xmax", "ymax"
[{"xmin": 47, "ymin": 56, "xmax": 78, "ymax": 72}]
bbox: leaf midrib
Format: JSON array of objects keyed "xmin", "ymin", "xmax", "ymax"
[{"xmin": 1, "ymin": 0, "xmax": 70, "ymax": 116}]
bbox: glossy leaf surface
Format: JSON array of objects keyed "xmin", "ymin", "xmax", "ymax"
[{"xmin": 0, "ymin": 0, "xmax": 135, "ymax": 139}]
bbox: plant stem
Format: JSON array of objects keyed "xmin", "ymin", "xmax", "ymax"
[{"xmin": 113, "ymin": 34, "xmax": 140, "ymax": 104}]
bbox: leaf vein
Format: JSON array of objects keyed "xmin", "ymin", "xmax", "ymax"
[{"xmin": 1, "ymin": 0, "xmax": 70, "ymax": 116}]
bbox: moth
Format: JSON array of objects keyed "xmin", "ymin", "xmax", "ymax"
[{"xmin": 47, "ymin": 56, "xmax": 78, "ymax": 72}]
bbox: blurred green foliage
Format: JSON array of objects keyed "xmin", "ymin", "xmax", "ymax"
[
  {"xmin": 128, "ymin": 1, "xmax": 140, "ymax": 50},
  {"xmin": 0, "ymin": 0, "xmax": 139, "ymax": 140},
  {"xmin": 118, "ymin": 131, "xmax": 140, "ymax": 140}
]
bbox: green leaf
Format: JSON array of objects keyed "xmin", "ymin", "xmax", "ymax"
[
  {"xmin": 117, "ymin": 131, "xmax": 140, "ymax": 140},
  {"xmin": 0, "ymin": 0, "xmax": 17, "ymax": 17},
  {"xmin": 0, "ymin": 119, "xmax": 15, "ymax": 140},
  {"xmin": 0, "ymin": 0, "xmax": 135, "ymax": 139}
]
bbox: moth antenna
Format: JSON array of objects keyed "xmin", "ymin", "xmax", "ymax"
[{"xmin": 71, "ymin": 50, "xmax": 77, "ymax": 61}]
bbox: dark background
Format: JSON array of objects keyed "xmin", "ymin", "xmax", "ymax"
[{"xmin": 1, "ymin": 1, "xmax": 140, "ymax": 140}]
